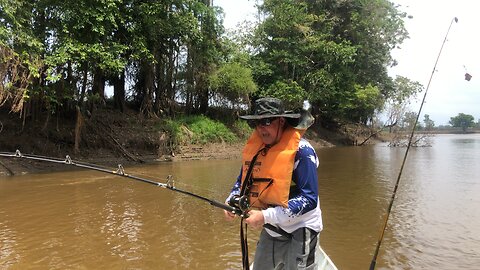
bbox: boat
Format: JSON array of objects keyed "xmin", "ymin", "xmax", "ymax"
[
  {"xmin": 249, "ymin": 246, "xmax": 338, "ymax": 270},
  {"xmin": 318, "ymin": 246, "xmax": 338, "ymax": 270}
]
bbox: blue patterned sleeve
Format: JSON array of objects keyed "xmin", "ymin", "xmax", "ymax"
[
  {"xmin": 287, "ymin": 140, "xmax": 319, "ymax": 215},
  {"xmin": 226, "ymin": 168, "xmax": 242, "ymax": 202}
]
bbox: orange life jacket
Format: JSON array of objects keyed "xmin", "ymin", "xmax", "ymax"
[{"xmin": 241, "ymin": 126, "xmax": 304, "ymax": 209}]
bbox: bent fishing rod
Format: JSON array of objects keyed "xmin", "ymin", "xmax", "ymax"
[
  {"xmin": 369, "ymin": 17, "xmax": 458, "ymax": 270},
  {"xmin": 1, "ymin": 150, "xmax": 290, "ymax": 238},
  {"xmin": 0, "ymin": 149, "xmax": 243, "ymax": 216},
  {"xmin": 2, "ymin": 149, "xmax": 295, "ymax": 268}
]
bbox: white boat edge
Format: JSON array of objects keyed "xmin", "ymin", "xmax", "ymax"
[
  {"xmin": 318, "ymin": 246, "xmax": 338, "ymax": 270},
  {"xmin": 249, "ymin": 246, "xmax": 338, "ymax": 270}
]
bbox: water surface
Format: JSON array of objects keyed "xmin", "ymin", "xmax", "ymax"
[{"xmin": 1, "ymin": 134, "xmax": 479, "ymax": 269}]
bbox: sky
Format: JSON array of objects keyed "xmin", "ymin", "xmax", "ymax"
[{"xmin": 215, "ymin": 0, "xmax": 480, "ymax": 126}]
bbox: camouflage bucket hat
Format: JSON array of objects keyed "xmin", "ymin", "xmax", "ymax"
[
  {"xmin": 239, "ymin": 97, "xmax": 301, "ymax": 120},
  {"xmin": 240, "ymin": 97, "xmax": 314, "ymax": 130}
]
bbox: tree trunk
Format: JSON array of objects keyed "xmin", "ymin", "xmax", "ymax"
[
  {"xmin": 139, "ymin": 60, "xmax": 156, "ymax": 118},
  {"xmin": 113, "ymin": 70, "xmax": 126, "ymax": 112},
  {"xmin": 79, "ymin": 64, "xmax": 88, "ymax": 107},
  {"xmin": 185, "ymin": 44, "xmax": 195, "ymax": 115},
  {"xmin": 92, "ymin": 67, "xmax": 106, "ymax": 106},
  {"xmin": 74, "ymin": 106, "xmax": 84, "ymax": 154},
  {"xmin": 197, "ymin": 73, "xmax": 209, "ymax": 114},
  {"xmin": 154, "ymin": 49, "xmax": 166, "ymax": 115},
  {"xmin": 66, "ymin": 60, "xmax": 77, "ymax": 112},
  {"xmin": 166, "ymin": 40, "xmax": 177, "ymax": 116}
]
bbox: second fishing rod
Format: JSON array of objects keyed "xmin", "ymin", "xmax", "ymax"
[{"xmin": 369, "ymin": 16, "xmax": 459, "ymax": 270}]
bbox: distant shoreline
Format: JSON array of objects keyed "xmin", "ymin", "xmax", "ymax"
[{"xmin": 416, "ymin": 129, "xmax": 480, "ymax": 134}]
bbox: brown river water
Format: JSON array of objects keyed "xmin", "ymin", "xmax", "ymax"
[{"xmin": 1, "ymin": 134, "xmax": 479, "ymax": 269}]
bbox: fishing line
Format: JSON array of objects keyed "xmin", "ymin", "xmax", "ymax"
[{"xmin": 369, "ymin": 17, "xmax": 458, "ymax": 270}]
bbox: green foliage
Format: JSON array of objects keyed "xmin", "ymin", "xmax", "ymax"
[
  {"xmin": 1, "ymin": 0, "xmax": 415, "ymax": 138},
  {"xmin": 382, "ymin": 76, "xmax": 423, "ymax": 128},
  {"xmin": 160, "ymin": 115, "xmax": 238, "ymax": 145},
  {"xmin": 258, "ymin": 80, "xmax": 307, "ymax": 108},
  {"xmin": 209, "ymin": 62, "xmax": 257, "ymax": 106},
  {"xmin": 388, "ymin": 76, "xmax": 423, "ymax": 104},
  {"xmin": 0, "ymin": 44, "xmax": 42, "ymax": 112},
  {"xmin": 0, "ymin": 0, "xmax": 230, "ymax": 117},
  {"xmin": 0, "ymin": 0, "xmax": 43, "ymax": 52},
  {"xmin": 423, "ymin": 114, "xmax": 435, "ymax": 130},
  {"xmin": 402, "ymin": 111, "xmax": 419, "ymax": 130},
  {"xmin": 231, "ymin": 120, "xmax": 253, "ymax": 140},
  {"xmin": 253, "ymin": 0, "xmax": 408, "ymax": 123},
  {"xmin": 187, "ymin": 115, "xmax": 237, "ymax": 144},
  {"xmin": 340, "ymin": 0, "xmax": 408, "ymax": 88},
  {"xmin": 159, "ymin": 119, "xmax": 185, "ymax": 147},
  {"xmin": 342, "ymin": 84, "xmax": 383, "ymax": 123},
  {"xmin": 449, "ymin": 113, "xmax": 475, "ymax": 132},
  {"xmin": 44, "ymin": 0, "xmax": 129, "ymax": 74}
]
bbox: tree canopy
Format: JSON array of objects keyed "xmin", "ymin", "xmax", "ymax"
[
  {"xmin": 251, "ymin": 0, "xmax": 409, "ymax": 124},
  {"xmin": 449, "ymin": 113, "xmax": 475, "ymax": 132},
  {"xmin": 1, "ymin": 0, "xmax": 416, "ymax": 131}
]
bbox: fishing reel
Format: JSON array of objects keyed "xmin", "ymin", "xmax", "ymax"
[{"xmin": 228, "ymin": 195, "xmax": 250, "ymax": 214}]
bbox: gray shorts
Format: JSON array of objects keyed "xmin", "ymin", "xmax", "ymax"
[{"xmin": 252, "ymin": 227, "xmax": 320, "ymax": 270}]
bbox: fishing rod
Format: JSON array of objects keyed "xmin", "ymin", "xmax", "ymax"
[
  {"xmin": 0, "ymin": 149, "xmax": 244, "ymax": 216},
  {"xmin": 369, "ymin": 17, "xmax": 458, "ymax": 270},
  {"xmin": 1, "ymin": 149, "xmax": 295, "ymax": 269}
]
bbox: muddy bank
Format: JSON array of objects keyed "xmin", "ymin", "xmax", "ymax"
[
  {"xmin": 0, "ymin": 107, "xmax": 338, "ymax": 176},
  {"xmin": 0, "ymin": 137, "xmax": 334, "ymax": 176}
]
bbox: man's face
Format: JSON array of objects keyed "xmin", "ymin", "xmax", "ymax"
[{"xmin": 255, "ymin": 117, "xmax": 285, "ymax": 145}]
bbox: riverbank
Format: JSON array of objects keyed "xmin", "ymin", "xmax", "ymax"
[
  {"xmin": 0, "ymin": 135, "xmax": 335, "ymax": 176},
  {"xmin": 0, "ymin": 107, "xmax": 338, "ymax": 176}
]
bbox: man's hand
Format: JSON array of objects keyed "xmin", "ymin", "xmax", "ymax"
[
  {"xmin": 224, "ymin": 209, "xmax": 236, "ymax": 221},
  {"xmin": 244, "ymin": 209, "xmax": 265, "ymax": 229}
]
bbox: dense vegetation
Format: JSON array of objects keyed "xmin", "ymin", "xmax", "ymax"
[{"xmin": 2, "ymin": 0, "xmax": 450, "ymax": 151}]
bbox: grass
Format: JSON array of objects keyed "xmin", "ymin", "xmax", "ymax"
[{"xmin": 156, "ymin": 115, "xmax": 252, "ymax": 146}]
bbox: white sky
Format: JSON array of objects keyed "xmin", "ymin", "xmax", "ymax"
[{"xmin": 215, "ymin": 0, "xmax": 480, "ymax": 126}]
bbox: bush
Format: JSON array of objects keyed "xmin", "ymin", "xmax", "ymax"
[
  {"xmin": 232, "ymin": 120, "xmax": 253, "ymax": 140},
  {"xmin": 185, "ymin": 115, "xmax": 237, "ymax": 144},
  {"xmin": 157, "ymin": 115, "xmax": 240, "ymax": 145}
]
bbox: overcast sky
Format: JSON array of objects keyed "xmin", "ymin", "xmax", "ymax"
[{"xmin": 215, "ymin": 0, "xmax": 480, "ymax": 126}]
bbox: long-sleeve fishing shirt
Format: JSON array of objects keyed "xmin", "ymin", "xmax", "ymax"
[{"xmin": 227, "ymin": 138, "xmax": 323, "ymax": 235}]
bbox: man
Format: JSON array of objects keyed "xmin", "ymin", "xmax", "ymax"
[{"xmin": 224, "ymin": 97, "xmax": 323, "ymax": 270}]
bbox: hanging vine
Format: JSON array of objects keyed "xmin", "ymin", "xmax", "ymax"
[{"xmin": 0, "ymin": 44, "xmax": 40, "ymax": 113}]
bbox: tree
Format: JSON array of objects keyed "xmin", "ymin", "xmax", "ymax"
[
  {"xmin": 0, "ymin": 0, "xmax": 43, "ymax": 115},
  {"xmin": 208, "ymin": 62, "xmax": 256, "ymax": 108},
  {"xmin": 388, "ymin": 111, "xmax": 433, "ymax": 148},
  {"xmin": 181, "ymin": 0, "xmax": 224, "ymax": 115},
  {"xmin": 252, "ymin": 0, "xmax": 355, "ymax": 121},
  {"xmin": 402, "ymin": 111, "xmax": 418, "ymax": 131},
  {"xmin": 342, "ymin": 83, "xmax": 383, "ymax": 124},
  {"xmin": 423, "ymin": 114, "xmax": 435, "ymax": 131},
  {"xmin": 251, "ymin": 0, "xmax": 409, "ymax": 124},
  {"xmin": 382, "ymin": 76, "xmax": 423, "ymax": 131},
  {"xmin": 449, "ymin": 113, "xmax": 475, "ymax": 132},
  {"xmin": 1, "ymin": 0, "xmax": 419, "ymax": 140}
]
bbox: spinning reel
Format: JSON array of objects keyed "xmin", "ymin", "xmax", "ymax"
[{"xmin": 228, "ymin": 195, "xmax": 250, "ymax": 216}]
